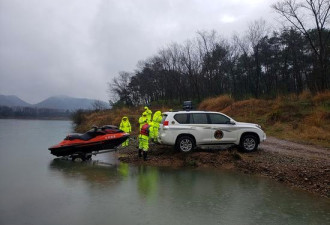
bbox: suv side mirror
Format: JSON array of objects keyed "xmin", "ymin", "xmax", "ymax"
[{"xmin": 229, "ymin": 119, "xmax": 236, "ymax": 125}]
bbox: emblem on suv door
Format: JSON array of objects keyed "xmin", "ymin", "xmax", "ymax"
[{"xmin": 214, "ymin": 130, "xmax": 223, "ymax": 139}]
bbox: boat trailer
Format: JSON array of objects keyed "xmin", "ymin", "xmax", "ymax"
[{"xmin": 62, "ymin": 148, "xmax": 119, "ymax": 162}]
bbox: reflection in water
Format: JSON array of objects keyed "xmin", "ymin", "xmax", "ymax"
[
  {"xmin": 137, "ymin": 166, "xmax": 159, "ymax": 201},
  {"xmin": 49, "ymin": 158, "xmax": 126, "ymax": 186},
  {"xmin": 118, "ymin": 162, "xmax": 129, "ymax": 178},
  {"xmin": 49, "ymin": 159, "xmax": 160, "ymax": 201}
]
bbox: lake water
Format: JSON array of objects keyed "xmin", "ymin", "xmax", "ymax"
[{"xmin": 0, "ymin": 119, "xmax": 329, "ymax": 225}]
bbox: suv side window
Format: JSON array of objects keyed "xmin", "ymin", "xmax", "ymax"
[
  {"xmin": 209, "ymin": 113, "xmax": 230, "ymax": 124},
  {"xmin": 174, "ymin": 113, "xmax": 189, "ymax": 124},
  {"xmin": 190, "ymin": 113, "xmax": 208, "ymax": 124}
]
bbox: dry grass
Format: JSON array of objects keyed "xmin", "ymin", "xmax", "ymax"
[
  {"xmin": 312, "ymin": 90, "xmax": 330, "ymax": 105},
  {"xmin": 298, "ymin": 90, "xmax": 313, "ymax": 101},
  {"xmin": 297, "ymin": 126, "xmax": 330, "ymax": 143},
  {"xmin": 198, "ymin": 95, "xmax": 234, "ymax": 111},
  {"xmin": 304, "ymin": 109, "xmax": 329, "ymax": 127},
  {"xmin": 222, "ymin": 99, "xmax": 271, "ymax": 118}
]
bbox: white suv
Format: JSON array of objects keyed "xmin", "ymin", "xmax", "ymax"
[{"xmin": 158, "ymin": 111, "xmax": 266, "ymax": 152}]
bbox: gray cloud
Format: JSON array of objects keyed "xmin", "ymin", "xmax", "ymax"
[{"xmin": 0, "ymin": 0, "xmax": 276, "ymax": 103}]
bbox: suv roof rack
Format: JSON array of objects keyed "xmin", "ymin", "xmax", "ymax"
[
  {"xmin": 183, "ymin": 100, "xmax": 193, "ymax": 110},
  {"xmin": 167, "ymin": 109, "xmax": 200, "ymax": 112}
]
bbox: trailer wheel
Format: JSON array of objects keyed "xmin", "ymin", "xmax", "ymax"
[{"xmin": 72, "ymin": 152, "xmax": 86, "ymax": 162}]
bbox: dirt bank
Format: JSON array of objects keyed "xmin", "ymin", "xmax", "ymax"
[{"xmin": 117, "ymin": 137, "xmax": 330, "ymax": 198}]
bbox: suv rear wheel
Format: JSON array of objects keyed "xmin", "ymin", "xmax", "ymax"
[
  {"xmin": 176, "ymin": 136, "xmax": 195, "ymax": 153},
  {"xmin": 240, "ymin": 135, "xmax": 258, "ymax": 152}
]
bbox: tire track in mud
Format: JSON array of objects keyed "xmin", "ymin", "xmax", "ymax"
[{"xmin": 260, "ymin": 137, "xmax": 330, "ymax": 161}]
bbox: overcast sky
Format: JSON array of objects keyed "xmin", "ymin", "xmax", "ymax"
[{"xmin": 0, "ymin": 0, "xmax": 277, "ymax": 104}]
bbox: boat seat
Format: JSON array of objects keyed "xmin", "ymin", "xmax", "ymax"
[
  {"xmin": 66, "ymin": 131, "xmax": 105, "ymax": 141},
  {"xmin": 66, "ymin": 133, "xmax": 93, "ymax": 141}
]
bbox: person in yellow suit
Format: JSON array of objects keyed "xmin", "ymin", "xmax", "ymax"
[
  {"xmin": 144, "ymin": 106, "xmax": 152, "ymax": 122},
  {"xmin": 152, "ymin": 111, "xmax": 162, "ymax": 142},
  {"xmin": 138, "ymin": 115, "xmax": 150, "ymax": 160},
  {"xmin": 119, "ymin": 116, "xmax": 131, "ymax": 147},
  {"xmin": 139, "ymin": 112, "xmax": 148, "ymax": 131}
]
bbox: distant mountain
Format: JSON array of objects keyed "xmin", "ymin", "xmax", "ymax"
[
  {"xmin": 0, "ymin": 94, "xmax": 109, "ymax": 111},
  {"xmin": 34, "ymin": 95, "xmax": 109, "ymax": 111},
  {"xmin": 0, "ymin": 95, "xmax": 31, "ymax": 107}
]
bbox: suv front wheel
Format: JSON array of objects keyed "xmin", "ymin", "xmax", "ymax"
[
  {"xmin": 240, "ymin": 135, "xmax": 258, "ymax": 152},
  {"xmin": 176, "ymin": 136, "xmax": 195, "ymax": 153}
]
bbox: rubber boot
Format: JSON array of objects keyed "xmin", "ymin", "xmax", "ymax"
[
  {"xmin": 143, "ymin": 151, "xmax": 148, "ymax": 161},
  {"xmin": 138, "ymin": 149, "xmax": 142, "ymax": 158}
]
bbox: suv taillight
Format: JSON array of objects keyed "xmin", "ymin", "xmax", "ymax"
[{"xmin": 163, "ymin": 121, "xmax": 169, "ymax": 126}]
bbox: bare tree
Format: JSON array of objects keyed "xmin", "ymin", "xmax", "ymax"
[
  {"xmin": 248, "ymin": 19, "xmax": 269, "ymax": 97},
  {"xmin": 273, "ymin": 0, "xmax": 330, "ymax": 91},
  {"xmin": 108, "ymin": 71, "xmax": 133, "ymax": 105},
  {"xmin": 247, "ymin": 19, "xmax": 269, "ymax": 50},
  {"xmin": 197, "ymin": 30, "xmax": 218, "ymax": 95},
  {"xmin": 158, "ymin": 43, "xmax": 186, "ymax": 101},
  {"xmin": 233, "ymin": 19, "xmax": 269, "ymax": 97},
  {"xmin": 91, "ymin": 100, "xmax": 107, "ymax": 111},
  {"xmin": 181, "ymin": 40, "xmax": 203, "ymax": 100}
]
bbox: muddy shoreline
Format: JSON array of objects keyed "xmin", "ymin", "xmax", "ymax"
[{"xmin": 117, "ymin": 137, "xmax": 329, "ymax": 198}]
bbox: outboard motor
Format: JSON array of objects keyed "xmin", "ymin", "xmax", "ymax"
[{"xmin": 183, "ymin": 101, "xmax": 193, "ymax": 110}]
